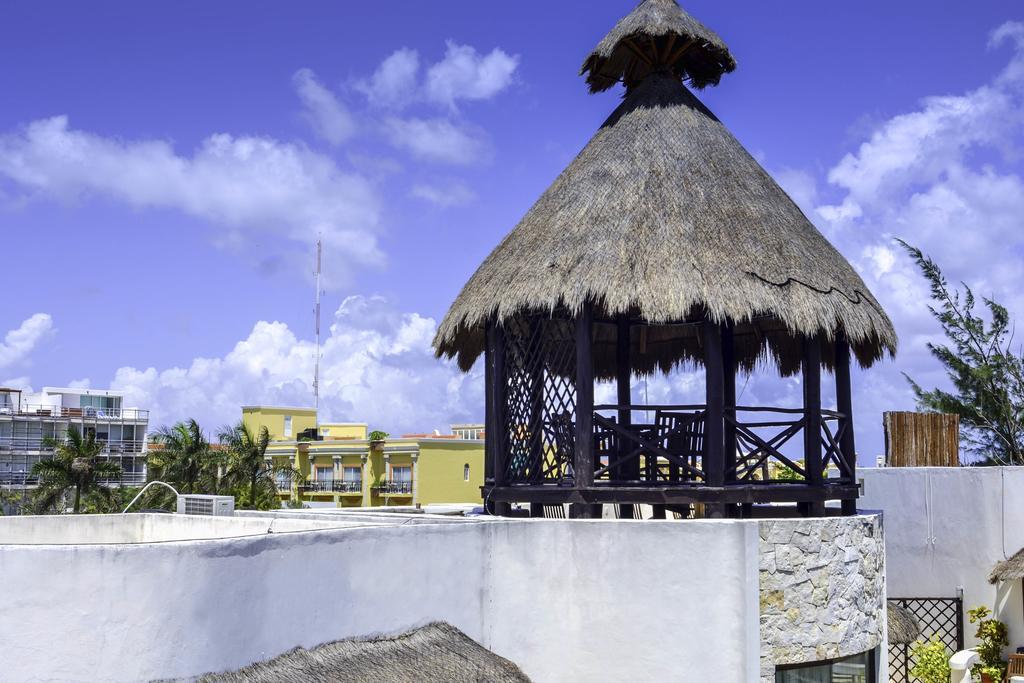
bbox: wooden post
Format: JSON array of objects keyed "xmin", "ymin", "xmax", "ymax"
[
  {"xmin": 616, "ymin": 317, "xmax": 635, "ymax": 518},
  {"xmin": 572, "ymin": 304, "xmax": 596, "ymax": 519},
  {"xmin": 702, "ymin": 320, "xmax": 725, "ymax": 519},
  {"xmin": 723, "ymin": 322, "xmax": 737, "ymax": 483},
  {"xmin": 489, "ymin": 323, "xmax": 510, "ymax": 516},
  {"xmin": 484, "ymin": 322, "xmax": 495, "ymax": 489},
  {"xmin": 835, "ymin": 336, "xmax": 857, "ymax": 515},
  {"xmin": 802, "ymin": 335, "xmax": 825, "ymax": 517},
  {"xmin": 528, "ymin": 318, "xmax": 544, "ymax": 483}
]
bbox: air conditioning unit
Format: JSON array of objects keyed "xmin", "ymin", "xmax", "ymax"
[{"xmin": 176, "ymin": 494, "xmax": 235, "ymax": 516}]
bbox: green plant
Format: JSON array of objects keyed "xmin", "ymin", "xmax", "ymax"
[
  {"xmin": 149, "ymin": 419, "xmax": 221, "ymax": 496},
  {"xmin": 968, "ymin": 605, "xmax": 1008, "ymax": 680},
  {"xmin": 217, "ymin": 422, "xmax": 302, "ymax": 510},
  {"xmin": 900, "ymin": 241, "xmax": 1024, "ymax": 464},
  {"xmin": 909, "ymin": 637, "xmax": 951, "ymax": 683},
  {"xmin": 369, "ymin": 430, "xmax": 389, "ymax": 442},
  {"xmin": 31, "ymin": 425, "xmax": 122, "ymax": 514}
]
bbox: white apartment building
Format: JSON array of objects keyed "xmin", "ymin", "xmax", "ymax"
[{"xmin": 0, "ymin": 386, "xmax": 149, "ymax": 488}]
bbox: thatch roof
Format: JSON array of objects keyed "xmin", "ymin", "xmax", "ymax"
[
  {"xmin": 582, "ymin": 0, "xmax": 736, "ymax": 92},
  {"xmin": 434, "ymin": 66, "xmax": 897, "ymax": 377},
  {"xmin": 990, "ymin": 547, "xmax": 1024, "ymax": 584},
  {"xmin": 198, "ymin": 622, "xmax": 530, "ymax": 683},
  {"xmin": 887, "ymin": 603, "xmax": 922, "ymax": 645}
]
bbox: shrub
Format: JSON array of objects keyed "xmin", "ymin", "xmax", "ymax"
[{"xmin": 909, "ymin": 637, "xmax": 950, "ymax": 683}]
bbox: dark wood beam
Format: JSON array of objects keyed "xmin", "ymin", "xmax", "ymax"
[
  {"xmin": 528, "ymin": 318, "xmax": 544, "ymax": 484},
  {"xmin": 723, "ymin": 322, "xmax": 737, "ymax": 484},
  {"xmin": 802, "ymin": 335, "xmax": 825, "ymax": 516},
  {"xmin": 484, "ymin": 483, "xmax": 859, "ymax": 506},
  {"xmin": 484, "ymin": 322, "xmax": 495, "ymax": 489},
  {"xmin": 835, "ymin": 336, "xmax": 857, "ymax": 516},
  {"xmin": 616, "ymin": 317, "xmax": 635, "ymax": 518},
  {"xmin": 702, "ymin": 320, "xmax": 725, "ymax": 518},
  {"xmin": 573, "ymin": 303, "xmax": 597, "ymax": 518},
  {"xmin": 491, "ymin": 324, "xmax": 507, "ymax": 490}
]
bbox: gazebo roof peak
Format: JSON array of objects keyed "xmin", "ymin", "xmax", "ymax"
[{"xmin": 581, "ymin": 0, "xmax": 736, "ymax": 93}]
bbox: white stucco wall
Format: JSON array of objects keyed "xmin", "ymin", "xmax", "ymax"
[
  {"xmin": 0, "ymin": 515, "xmax": 763, "ymax": 683},
  {"xmin": 860, "ymin": 467, "xmax": 1024, "ymax": 649}
]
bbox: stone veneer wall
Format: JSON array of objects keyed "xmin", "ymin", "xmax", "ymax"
[{"xmin": 758, "ymin": 514, "xmax": 885, "ymax": 682}]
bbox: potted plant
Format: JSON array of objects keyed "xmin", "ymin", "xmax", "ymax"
[
  {"xmin": 968, "ymin": 606, "xmax": 1008, "ymax": 683},
  {"xmin": 368, "ymin": 430, "xmax": 389, "ymax": 452},
  {"xmin": 909, "ymin": 637, "xmax": 951, "ymax": 683}
]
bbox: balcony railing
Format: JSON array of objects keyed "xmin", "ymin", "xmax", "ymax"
[
  {"xmin": 0, "ymin": 405, "xmax": 149, "ymax": 421},
  {"xmin": 0, "ymin": 437, "xmax": 146, "ymax": 454},
  {"xmin": 2, "ymin": 470, "xmax": 147, "ymax": 487},
  {"xmin": 373, "ymin": 481, "xmax": 413, "ymax": 495},
  {"xmin": 297, "ymin": 479, "xmax": 363, "ymax": 493}
]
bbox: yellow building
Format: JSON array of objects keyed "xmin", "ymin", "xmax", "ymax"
[{"xmin": 242, "ymin": 406, "xmax": 485, "ymax": 509}]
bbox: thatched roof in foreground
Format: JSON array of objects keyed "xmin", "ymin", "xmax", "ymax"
[
  {"xmin": 198, "ymin": 622, "xmax": 530, "ymax": 683},
  {"xmin": 990, "ymin": 547, "xmax": 1024, "ymax": 583},
  {"xmin": 887, "ymin": 603, "xmax": 922, "ymax": 645},
  {"xmin": 582, "ymin": 0, "xmax": 736, "ymax": 92},
  {"xmin": 434, "ymin": 70, "xmax": 897, "ymax": 377}
]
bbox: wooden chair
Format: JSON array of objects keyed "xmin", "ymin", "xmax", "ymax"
[
  {"xmin": 653, "ymin": 410, "xmax": 705, "ymax": 482},
  {"xmin": 1005, "ymin": 653, "xmax": 1024, "ymax": 682}
]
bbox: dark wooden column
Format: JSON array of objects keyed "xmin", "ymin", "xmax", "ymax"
[
  {"xmin": 484, "ymin": 322, "xmax": 495, "ymax": 489},
  {"xmin": 835, "ymin": 335, "xmax": 857, "ymax": 515},
  {"xmin": 802, "ymin": 335, "xmax": 825, "ymax": 517},
  {"xmin": 572, "ymin": 303, "xmax": 597, "ymax": 519},
  {"xmin": 527, "ymin": 318, "xmax": 544, "ymax": 484},
  {"xmin": 488, "ymin": 323, "xmax": 510, "ymax": 516},
  {"xmin": 722, "ymin": 322, "xmax": 744, "ymax": 517},
  {"xmin": 616, "ymin": 317, "xmax": 635, "ymax": 519},
  {"xmin": 702, "ymin": 320, "xmax": 725, "ymax": 519}
]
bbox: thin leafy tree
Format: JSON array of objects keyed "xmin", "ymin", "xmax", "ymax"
[
  {"xmin": 900, "ymin": 240, "xmax": 1024, "ymax": 464},
  {"xmin": 218, "ymin": 422, "xmax": 299, "ymax": 509},
  {"xmin": 148, "ymin": 419, "xmax": 218, "ymax": 494},
  {"xmin": 32, "ymin": 425, "xmax": 122, "ymax": 514}
]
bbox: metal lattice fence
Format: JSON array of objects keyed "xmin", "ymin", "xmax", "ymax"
[{"xmin": 888, "ymin": 597, "xmax": 963, "ymax": 683}]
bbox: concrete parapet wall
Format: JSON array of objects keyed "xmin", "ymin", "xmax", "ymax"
[{"xmin": 0, "ymin": 512, "xmax": 884, "ymax": 682}]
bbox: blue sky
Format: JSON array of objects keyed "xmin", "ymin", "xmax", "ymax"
[{"xmin": 1, "ymin": 1, "xmax": 1022, "ymax": 460}]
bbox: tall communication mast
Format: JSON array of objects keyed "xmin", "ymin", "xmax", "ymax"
[{"xmin": 313, "ymin": 238, "xmax": 322, "ymax": 421}]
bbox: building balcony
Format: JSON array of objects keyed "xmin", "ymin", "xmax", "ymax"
[
  {"xmin": 2, "ymin": 470, "xmax": 147, "ymax": 488},
  {"xmin": 296, "ymin": 479, "xmax": 363, "ymax": 494},
  {"xmin": 0, "ymin": 438, "xmax": 147, "ymax": 455},
  {"xmin": 373, "ymin": 481, "xmax": 413, "ymax": 495},
  {"xmin": 0, "ymin": 405, "xmax": 149, "ymax": 421}
]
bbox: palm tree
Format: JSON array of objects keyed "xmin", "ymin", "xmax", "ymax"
[
  {"xmin": 32, "ymin": 426, "xmax": 122, "ymax": 514},
  {"xmin": 148, "ymin": 419, "xmax": 219, "ymax": 494},
  {"xmin": 218, "ymin": 422, "xmax": 298, "ymax": 509}
]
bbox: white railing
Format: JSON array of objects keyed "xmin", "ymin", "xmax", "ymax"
[
  {"xmin": 0, "ymin": 405, "xmax": 149, "ymax": 421},
  {"xmin": 0, "ymin": 438, "xmax": 146, "ymax": 454}
]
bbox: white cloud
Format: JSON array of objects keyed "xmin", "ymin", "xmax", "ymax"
[
  {"xmin": 111, "ymin": 296, "xmax": 483, "ymax": 435},
  {"xmin": 0, "ymin": 116, "xmax": 383, "ymax": 285},
  {"xmin": 292, "ymin": 68, "xmax": 356, "ymax": 145},
  {"xmin": 383, "ymin": 117, "xmax": 489, "ymax": 165},
  {"xmin": 355, "ymin": 42, "xmax": 518, "ymax": 112},
  {"xmin": 355, "ymin": 48, "xmax": 420, "ymax": 109},
  {"xmin": 410, "ymin": 181, "xmax": 475, "ymax": 207},
  {"xmin": 425, "ymin": 42, "xmax": 519, "ymax": 110},
  {"xmin": 809, "ymin": 21, "xmax": 1024, "ymax": 460},
  {"xmin": 0, "ymin": 313, "xmax": 53, "ymax": 369}
]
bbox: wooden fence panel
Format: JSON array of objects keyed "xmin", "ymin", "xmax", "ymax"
[{"xmin": 883, "ymin": 412, "xmax": 959, "ymax": 467}]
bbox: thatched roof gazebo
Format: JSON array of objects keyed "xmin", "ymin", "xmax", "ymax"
[{"xmin": 434, "ymin": 0, "xmax": 896, "ymax": 519}]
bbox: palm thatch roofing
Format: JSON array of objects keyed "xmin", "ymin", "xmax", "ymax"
[
  {"xmin": 198, "ymin": 622, "xmax": 530, "ymax": 683},
  {"xmin": 887, "ymin": 603, "xmax": 922, "ymax": 645},
  {"xmin": 990, "ymin": 547, "xmax": 1024, "ymax": 584},
  {"xmin": 582, "ymin": 0, "xmax": 736, "ymax": 92},
  {"xmin": 434, "ymin": 2, "xmax": 896, "ymax": 379}
]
